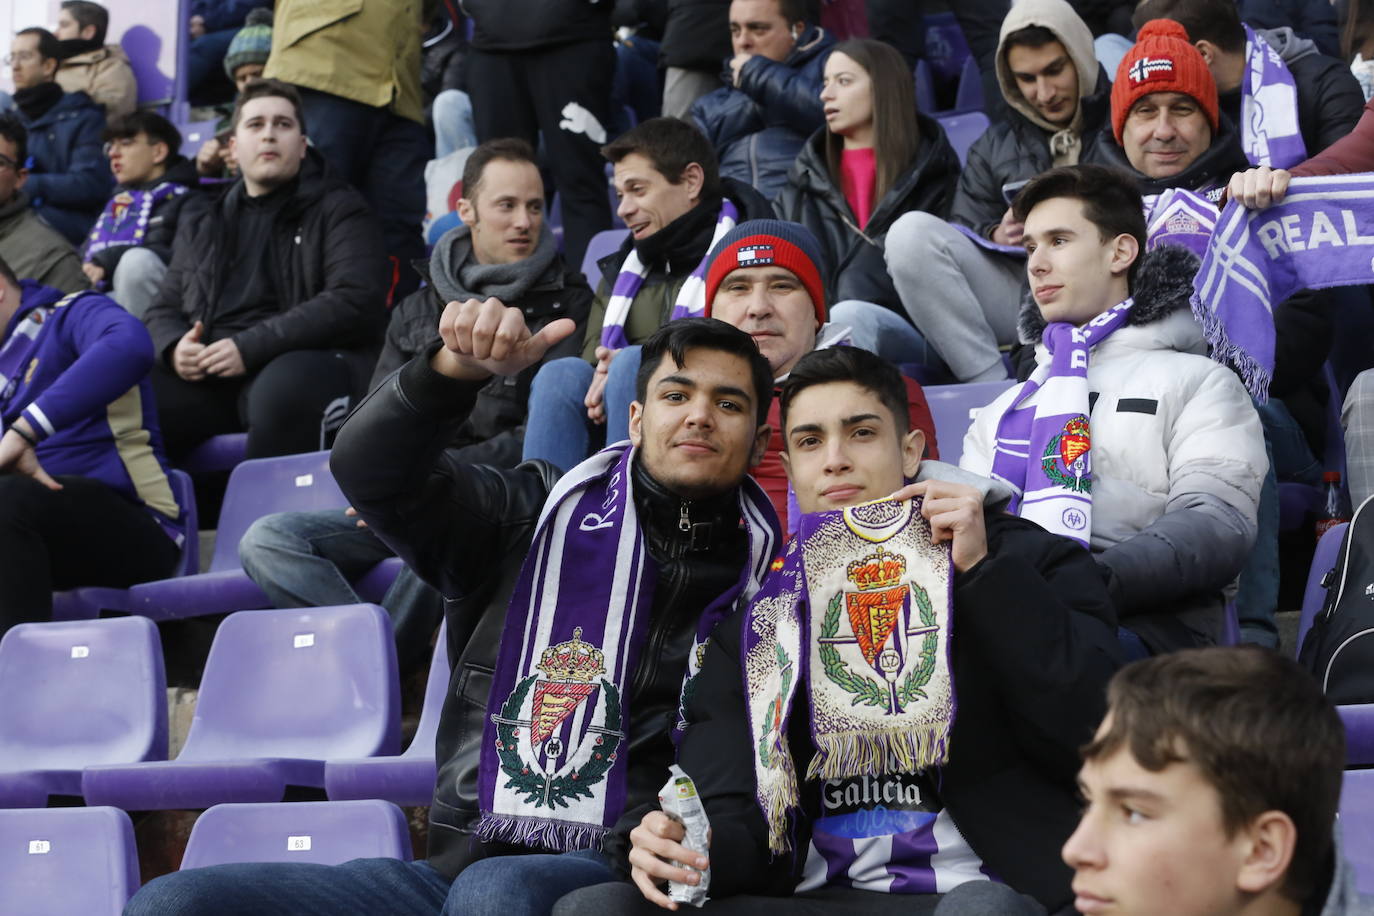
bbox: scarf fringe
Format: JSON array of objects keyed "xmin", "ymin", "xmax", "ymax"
[
  {"xmin": 1191, "ymin": 292, "xmax": 1272, "ymax": 402},
  {"xmin": 803, "ymin": 724, "xmax": 953, "ymax": 784},
  {"xmin": 475, "ymin": 811, "xmax": 609, "ymax": 852},
  {"xmin": 759, "ymin": 778, "xmax": 799, "ymax": 855}
]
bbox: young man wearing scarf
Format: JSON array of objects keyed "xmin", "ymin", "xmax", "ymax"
[
  {"xmin": 554, "ymin": 345, "xmax": 1124, "ymax": 915},
  {"xmin": 52, "ymin": 1, "xmax": 137, "ymax": 119},
  {"xmin": 522, "ymin": 117, "xmax": 773, "ymax": 474},
  {"xmin": 961, "ymin": 164, "xmax": 1266, "ymax": 657},
  {"xmin": 125, "ymin": 317, "xmax": 781, "ymax": 915}
]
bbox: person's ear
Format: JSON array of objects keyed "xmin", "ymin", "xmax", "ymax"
[
  {"xmin": 153, "ymin": 141, "xmax": 170, "ymax": 167},
  {"xmin": 628, "ymin": 400, "xmax": 645, "ymax": 447},
  {"xmin": 1110, "ymin": 232, "xmax": 1140, "ymax": 278},
  {"xmin": 681, "ymin": 162, "xmax": 706, "ymax": 204},
  {"xmin": 14, "ymin": 167, "xmax": 28, "ymax": 192},
  {"xmin": 1194, "ymin": 40, "xmax": 1219, "ymax": 68},
  {"xmin": 902, "ymin": 428, "xmax": 925, "ymax": 478},
  {"xmin": 1234, "ymin": 811, "xmax": 1297, "ymax": 896},
  {"xmin": 457, "ymin": 196, "xmax": 477, "ymax": 227},
  {"xmin": 81, "ymin": 24, "xmax": 97, "ymax": 42},
  {"xmin": 749, "ymin": 423, "xmax": 771, "ymax": 468}
]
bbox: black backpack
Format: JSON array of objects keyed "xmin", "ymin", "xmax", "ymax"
[{"xmin": 1299, "ymin": 494, "xmax": 1374, "ymax": 702}]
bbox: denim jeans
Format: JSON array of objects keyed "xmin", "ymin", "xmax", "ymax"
[
  {"xmin": 432, "ymin": 89, "xmax": 478, "ymax": 158},
  {"xmin": 522, "ymin": 348, "xmax": 641, "ymax": 472},
  {"xmin": 829, "ymin": 299, "xmax": 953, "ymax": 381},
  {"xmin": 449, "ymin": 849, "xmax": 616, "ymax": 916}
]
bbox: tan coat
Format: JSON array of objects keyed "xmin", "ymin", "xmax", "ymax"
[
  {"xmin": 55, "ymin": 44, "xmax": 138, "ymax": 118},
  {"xmin": 264, "ymin": 0, "xmax": 423, "ymax": 124}
]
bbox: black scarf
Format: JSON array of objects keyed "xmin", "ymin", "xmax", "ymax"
[
  {"xmin": 633, "ymin": 192, "xmax": 724, "ymax": 274},
  {"xmin": 57, "ymin": 37, "xmax": 103, "ymax": 59},
  {"xmin": 14, "ymin": 83, "xmax": 63, "ymax": 122}
]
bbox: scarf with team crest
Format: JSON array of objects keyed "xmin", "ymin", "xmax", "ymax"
[
  {"xmin": 476, "ymin": 442, "xmax": 779, "ymax": 851},
  {"xmin": 1241, "ymin": 25, "xmax": 1307, "ymax": 169},
  {"xmin": 989, "ymin": 299, "xmax": 1134, "ymax": 548},
  {"xmin": 84, "ymin": 182, "xmax": 186, "ymax": 262},
  {"xmin": 743, "ymin": 497, "xmax": 955, "ymax": 854}
]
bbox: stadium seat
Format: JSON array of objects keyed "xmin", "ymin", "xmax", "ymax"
[
  {"xmin": 1340, "ymin": 705, "xmax": 1374, "ymax": 768},
  {"xmin": 121, "ymin": 25, "xmax": 175, "ymax": 110},
  {"xmin": 51, "ymin": 468, "xmax": 199, "ymax": 621},
  {"xmin": 913, "ymin": 59, "xmax": 937, "ymax": 113},
  {"xmin": 0, "ymin": 617, "xmax": 167, "ymax": 807},
  {"xmin": 1342, "ymin": 768, "xmax": 1374, "ymax": 894},
  {"xmin": 178, "ymin": 118, "xmax": 221, "ymax": 160},
  {"xmin": 1298, "ymin": 521, "xmax": 1350, "ymax": 657},
  {"xmin": 1280, "ymin": 364, "xmax": 1347, "ymax": 532},
  {"xmin": 936, "ymin": 111, "xmax": 991, "ymax": 168},
  {"xmin": 954, "ymin": 55, "xmax": 986, "ymax": 113},
  {"xmin": 0, "ymin": 806, "xmax": 140, "ymax": 915},
  {"xmin": 180, "ymin": 432, "xmax": 249, "ymax": 475},
  {"xmin": 325, "ymin": 620, "xmax": 449, "ymax": 805},
  {"xmin": 354, "ymin": 556, "xmax": 407, "ymax": 605},
  {"xmin": 922, "ymin": 13, "xmax": 973, "ymax": 89},
  {"xmin": 180, "ymin": 800, "xmax": 412, "ymax": 869},
  {"xmin": 922, "ymin": 380, "xmax": 1016, "ymax": 467},
  {"xmin": 82, "ymin": 604, "xmax": 401, "ymax": 811},
  {"xmin": 581, "ymin": 228, "xmax": 631, "ymax": 289},
  {"xmin": 124, "ymin": 451, "xmax": 348, "ymax": 620}
]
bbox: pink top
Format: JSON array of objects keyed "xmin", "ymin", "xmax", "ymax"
[{"xmin": 840, "ymin": 147, "xmax": 877, "ymax": 229}]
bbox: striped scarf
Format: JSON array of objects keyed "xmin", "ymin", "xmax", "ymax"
[{"xmin": 1241, "ymin": 25, "xmax": 1307, "ymax": 169}]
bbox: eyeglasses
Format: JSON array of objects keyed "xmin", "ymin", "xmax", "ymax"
[
  {"xmin": 0, "ymin": 154, "xmax": 17, "ymax": 172},
  {"xmin": 3, "ymin": 50, "xmax": 40, "ymax": 65}
]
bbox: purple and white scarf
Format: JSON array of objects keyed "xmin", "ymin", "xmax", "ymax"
[
  {"xmin": 84, "ymin": 183, "xmax": 185, "ymax": 261},
  {"xmin": 1242, "ymin": 25, "xmax": 1307, "ymax": 169},
  {"xmin": 476, "ymin": 442, "xmax": 779, "ymax": 851},
  {"xmin": 743, "ymin": 498, "xmax": 954, "ymax": 854},
  {"xmin": 1192, "ymin": 175, "xmax": 1374, "ymax": 400},
  {"xmin": 988, "ymin": 300, "xmax": 1134, "ymax": 548},
  {"xmin": 599, "ymin": 200, "xmax": 739, "ymax": 350},
  {"xmin": 0, "ymin": 294, "xmax": 67, "ymax": 427},
  {"xmin": 1146, "ymin": 188, "xmax": 1220, "ymax": 259}
]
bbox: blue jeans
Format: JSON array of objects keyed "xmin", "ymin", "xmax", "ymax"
[
  {"xmin": 432, "ymin": 89, "xmax": 478, "ymax": 158},
  {"xmin": 238, "ymin": 509, "xmax": 443, "ymax": 675},
  {"xmin": 523, "ymin": 349, "xmax": 641, "ymax": 472},
  {"xmin": 450, "ymin": 850, "xmax": 615, "ymax": 916},
  {"xmin": 829, "ymin": 300, "xmax": 953, "ymax": 382}
]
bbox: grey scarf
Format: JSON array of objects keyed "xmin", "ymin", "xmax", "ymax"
[{"xmin": 430, "ymin": 223, "xmax": 560, "ymax": 304}]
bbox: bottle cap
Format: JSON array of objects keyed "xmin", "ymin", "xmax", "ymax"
[{"xmin": 1324, "ymin": 470, "xmax": 1342, "ymax": 483}]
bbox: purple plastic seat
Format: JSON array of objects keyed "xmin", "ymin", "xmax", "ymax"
[
  {"xmin": 953, "ymin": 55, "xmax": 985, "ymax": 113},
  {"xmin": 581, "ymin": 228, "xmax": 631, "ymax": 289},
  {"xmin": 180, "ymin": 432, "xmax": 249, "ymax": 475},
  {"xmin": 355, "ymin": 556, "xmax": 406, "ymax": 605},
  {"xmin": 922, "ymin": 12, "xmax": 973, "ymax": 88},
  {"xmin": 180, "ymin": 800, "xmax": 412, "ymax": 869},
  {"xmin": 121, "ymin": 25, "xmax": 174, "ymax": 107},
  {"xmin": 1342, "ymin": 768, "xmax": 1374, "ymax": 894},
  {"xmin": 177, "ymin": 118, "xmax": 220, "ymax": 160},
  {"xmin": 82, "ymin": 604, "xmax": 400, "ymax": 811},
  {"xmin": 326, "ymin": 621, "xmax": 449, "ymax": 805},
  {"xmin": 51, "ymin": 469, "xmax": 199, "ymax": 621},
  {"xmin": 126, "ymin": 451, "xmax": 347, "ymax": 621},
  {"xmin": 913, "ymin": 59, "xmax": 937, "ymax": 113},
  {"xmin": 0, "ymin": 617, "xmax": 166, "ymax": 807},
  {"xmin": 922, "ymin": 380, "xmax": 1016, "ymax": 468},
  {"xmin": 1340, "ymin": 705, "xmax": 1374, "ymax": 767},
  {"xmin": 1298, "ymin": 521, "xmax": 1350, "ymax": 657},
  {"xmin": 935, "ymin": 111, "xmax": 991, "ymax": 168},
  {"xmin": 0, "ymin": 806, "xmax": 139, "ymax": 915}
]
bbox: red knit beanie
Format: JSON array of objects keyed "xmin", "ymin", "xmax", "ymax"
[
  {"xmin": 1110, "ymin": 19, "xmax": 1219, "ymax": 144},
  {"xmin": 703, "ymin": 220, "xmax": 828, "ymax": 324}
]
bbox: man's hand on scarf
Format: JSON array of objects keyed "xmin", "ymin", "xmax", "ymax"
[
  {"xmin": 0, "ymin": 425, "xmax": 62, "ymax": 491},
  {"xmin": 433, "ymin": 297, "xmax": 575, "ymax": 381},
  {"xmin": 1228, "ymin": 166, "xmax": 1291, "ymax": 209},
  {"xmin": 891, "ymin": 480, "xmax": 988, "ymax": 573},
  {"xmin": 584, "ymin": 346, "xmax": 616, "ymax": 424},
  {"xmin": 628, "ymin": 810, "xmax": 710, "ymax": 910}
]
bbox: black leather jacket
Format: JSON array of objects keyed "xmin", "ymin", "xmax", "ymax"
[{"xmin": 331, "ymin": 351, "xmax": 756, "ymax": 877}]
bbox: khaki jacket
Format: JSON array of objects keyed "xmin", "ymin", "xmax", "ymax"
[
  {"xmin": 55, "ymin": 45, "xmax": 137, "ymax": 118},
  {"xmin": 0, "ymin": 193, "xmax": 89, "ymax": 294}
]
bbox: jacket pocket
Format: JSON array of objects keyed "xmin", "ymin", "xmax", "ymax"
[{"xmin": 274, "ymin": 0, "xmax": 364, "ymax": 50}]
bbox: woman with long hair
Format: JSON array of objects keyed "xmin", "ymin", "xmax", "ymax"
[{"xmin": 776, "ymin": 38, "xmax": 961, "ymax": 369}]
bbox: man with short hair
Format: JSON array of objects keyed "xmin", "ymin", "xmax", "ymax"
[
  {"xmin": 84, "ymin": 111, "xmax": 201, "ymax": 319},
  {"xmin": 9, "ymin": 27, "xmax": 112, "ymax": 246},
  {"xmin": 0, "ymin": 113, "xmax": 85, "ymax": 293},
  {"xmin": 689, "ymin": 0, "xmax": 834, "ymax": 199},
  {"xmin": 52, "ymin": 0, "xmax": 137, "ymax": 118},
  {"xmin": 125, "ymin": 317, "xmax": 783, "ymax": 914},
  {"xmin": 1065, "ymin": 646, "xmax": 1374, "ymax": 915},
  {"xmin": 551, "ymin": 344, "xmax": 1125, "ymax": 915},
  {"xmin": 881, "ymin": 0, "xmax": 1112, "ymax": 383},
  {"xmin": 962, "ymin": 164, "xmax": 1266, "ymax": 655},
  {"xmin": 0, "ymin": 254, "xmax": 183, "ymax": 638},
  {"xmin": 142, "ymin": 78, "xmax": 387, "ymax": 461}
]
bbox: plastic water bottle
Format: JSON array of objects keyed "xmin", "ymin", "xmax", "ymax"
[{"xmin": 1316, "ymin": 471, "xmax": 1353, "ymax": 541}]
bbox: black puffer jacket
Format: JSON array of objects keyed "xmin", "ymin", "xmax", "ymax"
[
  {"xmin": 143, "ymin": 150, "xmax": 387, "ymax": 373},
  {"xmin": 332, "ymin": 358, "xmax": 768, "ymax": 878},
  {"xmin": 775, "ymin": 115, "xmax": 962, "ymax": 311},
  {"xmin": 460, "ymin": 0, "xmax": 612, "ymax": 51},
  {"xmin": 1093, "ymin": 113, "xmax": 1250, "ymax": 199}
]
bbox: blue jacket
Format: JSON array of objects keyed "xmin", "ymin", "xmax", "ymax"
[
  {"xmin": 2, "ymin": 282, "xmax": 183, "ymax": 540},
  {"xmin": 21, "ymin": 91, "xmax": 113, "ymax": 246},
  {"xmin": 189, "ymin": 0, "xmax": 263, "ymax": 34},
  {"xmin": 691, "ymin": 26, "xmax": 834, "ymax": 201}
]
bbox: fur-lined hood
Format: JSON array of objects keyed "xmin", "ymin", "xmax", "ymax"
[{"xmin": 1017, "ymin": 244, "xmax": 1202, "ymax": 345}]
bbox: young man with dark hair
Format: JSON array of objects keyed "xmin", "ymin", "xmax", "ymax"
[
  {"xmin": 84, "ymin": 110, "xmax": 202, "ymax": 319},
  {"xmin": 1066, "ymin": 646, "xmax": 1373, "ymax": 915},
  {"xmin": 53, "ymin": 0, "xmax": 137, "ymax": 118},
  {"xmin": 9, "ymin": 26, "xmax": 112, "ymax": 246},
  {"xmin": 552, "ymin": 343, "xmax": 1124, "ymax": 915},
  {"xmin": 0, "ymin": 113, "xmax": 85, "ymax": 293},
  {"xmin": 961, "ymin": 164, "xmax": 1266, "ymax": 656},
  {"xmin": 126, "ymin": 317, "xmax": 783, "ymax": 914},
  {"xmin": 142, "ymin": 78, "xmax": 388, "ymax": 461}
]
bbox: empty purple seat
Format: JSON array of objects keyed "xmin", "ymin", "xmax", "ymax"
[
  {"xmin": 180, "ymin": 433, "xmax": 249, "ymax": 475},
  {"xmin": 581, "ymin": 228, "xmax": 631, "ymax": 289},
  {"xmin": 0, "ymin": 617, "xmax": 166, "ymax": 807},
  {"xmin": 913, "ymin": 59, "xmax": 937, "ymax": 113},
  {"xmin": 177, "ymin": 118, "xmax": 220, "ymax": 160},
  {"xmin": 922, "ymin": 380, "xmax": 1016, "ymax": 468},
  {"xmin": 1299, "ymin": 521, "xmax": 1350, "ymax": 657},
  {"xmin": 326, "ymin": 621, "xmax": 449, "ymax": 805},
  {"xmin": 354, "ymin": 556, "xmax": 406, "ymax": 605},
  {"xmin": 51, "ymin": 468, "xmax": 199, "ymax": 621},
  {"xmin": 126, "ymin": 451, "xmax": 347, "ymax": 621},
  {"xmin": 935, "ymin": 111, "xmax": 991, "ymax": 168},
  {"xmin": 180, "ymin": 800, "xmax": 412, "ymax": 869},
  {"xmin": 82, "ymin": 605, "xmax": 400, "ymax": 811},
  {"xmin": 0, "ymin": 806, "xmax": 140, "ymax": 914},
  {"xmin": 1340, "ymin": 705, "xmax": 1374, "ymax": 767},
  {"xmin": 1342, "ymin": 768, "xmax": 1374, "ymax": 894},
  {"xmin": 953, "ymin": 55, "xmax": 985, "ymax": 113}
]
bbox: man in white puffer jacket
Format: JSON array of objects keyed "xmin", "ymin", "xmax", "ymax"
[{"xmin": 961, "ymin": 164, "xmax": 1265, "ymax": 656}]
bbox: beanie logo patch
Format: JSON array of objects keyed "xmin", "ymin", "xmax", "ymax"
[
  {"xmin": 1128, "ymin": 57, "xmax": 1175, "ymax": 84},
  {"xmin": 737, "ymin": 245, "xmax": 775, "ymax": 267}
]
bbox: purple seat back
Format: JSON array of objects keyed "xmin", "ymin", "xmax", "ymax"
[
  {"xmin": 407, "ymin": 620, "xmax": 451, "ymax": 758},
  {"xmin": 178, "ymin": 118, "xmax": 221, "ymax": 160},
  {"xmin": 1299, "ymin": 521, "xmax": 1349, "ymax": 656},
  {"xmin": 168, "ymin": 468, "xmax": 200, "ymax": 577},
  {"xmin": 913, "ymin": 59, "xmax": 937, "ymax": 113},
  {"xmin": 954, "ymin": 55, "xmax": 985, "ymax": 113},
  {"xmin": 210, "ymin": 451, "xmax": 347, "ymax": 572},
  {"xmin": 922, "ymin": 380, "xmax": 1016, "ymax": 468},
  {"xmin": 1340, "ymin": 705, "xmax": 1374, "ymax": 767},
  {"xmin": 180, "ymin": 800, "xmax": 411, "ymax": 869},
  {"xmin": 581, "ymin": 228, "xmax": 630, "ymax": 289},
  {"xmin": 0, "ymin": 617, "xmax": 166, "ymax": 773},
  {"xmin": 935, "ymin": 111, "xmax": 991, "ymax": 168},
  {"xmin": 1221, "ymin": 601, "xmax": 1241, "ymax": 646},
  {"xmin": 179, "ymin": 605, "xmax": 400, "ymax": 761},
  {"xmin": 1342, "ymin": 768, "xmax": 1374, "ymax": 894},
  {"xmin": 180, "ymin": 433, "xmax": 248, "ymax": 475},
  {"xmin": 0, "ymin": 807, "xmax": 139, "ymax": 914},
  {"xmin": 922, "ymin": 12, "xmax": 972, "ymax": 86}
]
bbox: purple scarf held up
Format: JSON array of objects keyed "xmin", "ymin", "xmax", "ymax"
[{"xmin": 1241, "ymin": 25, "xmax": 1307, "ymax": 169}]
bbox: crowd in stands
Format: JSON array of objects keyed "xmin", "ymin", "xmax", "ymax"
[{"xmin": 3, "ymin": 0, "xmax": 1374, "ymax": 912}]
